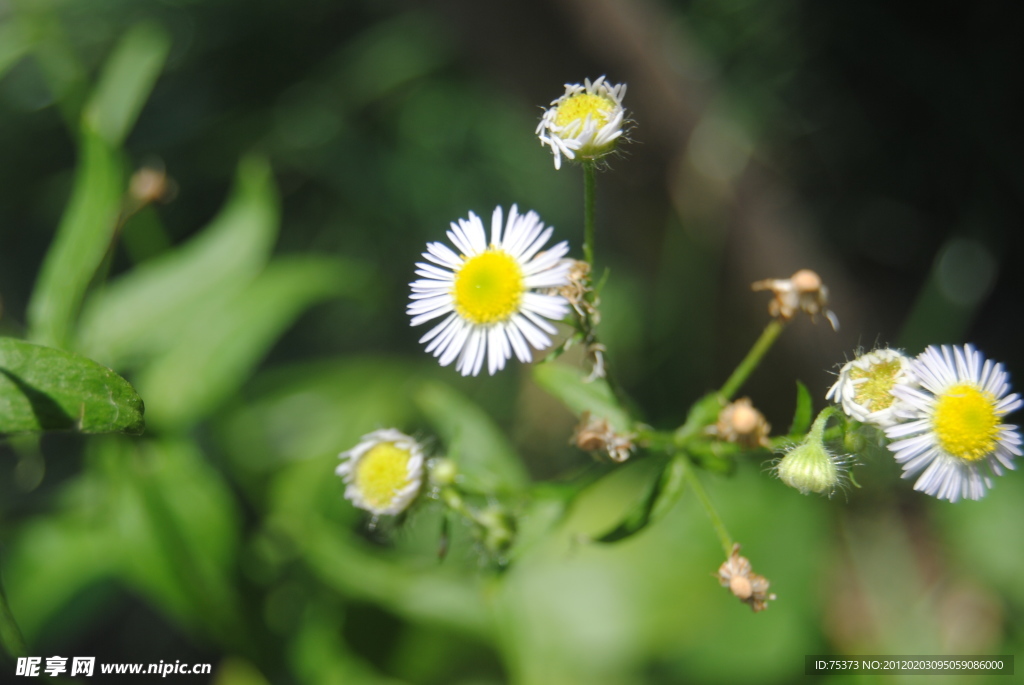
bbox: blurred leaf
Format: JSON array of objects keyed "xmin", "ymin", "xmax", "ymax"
[
  {"xmin": 0, "ymin": 23, "xmax": 30, "ymax": 79},
  {"xmin": 83, "ymin": 22, "xmax": 170, "ymax": 146},
  {"xmin": 596, "ymin": 455, "xmax": 686, "ymax": 543},
  {"xmin": 788, "ymin": 380, "xmax": 812, "ymax": 437},
  {"xmin": 212, "ymin": 658, "xmax": 272, "ymax": 685},
  {"xmin": 138, "ymin": 255, "xmax": 362, "ymax": 430},
  {"xmin": 340, "ymin": 13, "xmax": 453, "ymax": 107},
  {"xmin": 0, "ymin": 338, "xmax": 144, "ymax": 434},
  {"xmin": 26, "ymin": 127, "xmax": 123, "ymax": 349},
  {"xmin": 289, "ymin": 605, "xmax": 399, "ymax": 685},
  {"xmin": 415, "ymin": 381, "xmax": 529, "ymax": 494},
  {"xmin": 78, "ymin": 157, "xmax": 279, "ymax": 367},
  {"xmin": 108, "ymin": 438, "xmax": 246, "ymax": 646},
  {"xmin": 273, "ymin": 512, "xmax": 490, "ymax": 638},
  {"xmin": 3, "ymin": 515, "xmax": 116, "ymax": 641},
  {"xmin": 218, "ymin": 357, "xmax": 422, "ymax": 474},
  {"xmin": 532, "ymin": 362, "xmax": 631, "ymax": 433}
]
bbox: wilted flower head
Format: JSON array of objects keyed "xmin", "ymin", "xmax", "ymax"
[
  {"xmin": 572, "ymin": 411, "xmax": 635, "ymax": 462},
  {"xmin": 717, "ymin": 544, "xmax": 776, "ymax": 613},
  {"xmin": 775, "ymin": 409, "xmax": 852, "ymax": 496},
  {"xmin": 336, "ymin": 429, "xmax": 425, "ymax": 515},
  {"xmin": 885, "ymin": 344, "xmax": 1022, "ymax": 502},
  {"xmin": 827, "ymin": 348, "xmax": 916, "ymax": 427},
  {"xmin": 711, "ymin": 397, "xmax": 771, "ymax": 449},
  {"xmin": 408, "ymin": 205, "xmax": 571, "ymax": 376},
  {"xmin": 536, "ymin": 76, "xmax": 628, "ymax": 170},
  {"xmin": 752, "ymin": 269, "xmax": 839, "ymax": 330}
]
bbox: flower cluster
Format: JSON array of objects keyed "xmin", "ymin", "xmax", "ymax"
[{"xmin": 827, "ymin": 344, "xmax": 1021, "ymax": 502}]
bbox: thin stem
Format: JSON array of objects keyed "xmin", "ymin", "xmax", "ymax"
[
  {"xmin": 683, "ymin": 461, "xmax": 734, "ymax": 558},
  {"xmin": 582, "ymin": 161, "xmax": 597, "ymax": 265},
  {"xmin": 719, "ymin": 318, "xmax": 786, "ymax": 400}
]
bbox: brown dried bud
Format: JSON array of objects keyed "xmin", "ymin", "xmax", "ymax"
[
  {"xmin": 711, "ymin": 397, "xmax": 771, "ymax": 449},
  {"xmin": 129, "ymin": 165, "xmax": 177, "ymax": 207},
  {"xmin": 550, "ymin": 259, "xmax": 600, "ymax": 324},
  {"xmin": 751, "ymin": 268, "xmax": 839, "ymax": 330},
  {"xmin": 572, "ymin": 411, "xmax": 635, "ymax": 463},
  {"xmin": 717, "ymin": 543, "xmax": 777, "ymax": 612}
]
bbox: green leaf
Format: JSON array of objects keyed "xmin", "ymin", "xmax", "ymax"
[
  {"xmin": 788, "ymin": 380, "xmax": 813, "ymax": 437},
  {"xmin": 82, "ymin": 22, "xmax": 170, "ymax": 146},
  {"xmin": 415, "ymin": 381, "xmax": 529, "ymax": 493},
  {"xmin": 137, "ymin": 256, "xmax": 361, "ymax": 430},
  {"xmin": 27, "ymin": 127, "xmax": 124, "ymax": 349},
  {"xmin": 532, "ymin": 362, "xmax": 631, "ymax": 433},
  {"xmin": 0, "ymin": 338, "xmax": 144, "ymax": 434},
  {"xmin": 77, "ymin": 157, "xmax": 279, "ymax": 367},
  {"xmin": 596, "ymin": 454, "xmax": 687, "ymax": 543}
]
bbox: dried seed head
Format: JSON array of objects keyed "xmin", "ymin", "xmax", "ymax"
[
  {"xmin": 572, "ymin": 411, "xmax": 635, "ymax": 463},
  {"xmin": 752, "ymin": 268, "xmax": 839, "ymax": 330},
  {"xmin": 716, "ymin": 543, "xmax": 776, "ymax": 612},
  {"xmin": 712, "ymin": 397, "xmax": 771, "ymax": 449},
  {"xmin": 550, "ymin": 258, "xmax": 600, "ymax": 324}
]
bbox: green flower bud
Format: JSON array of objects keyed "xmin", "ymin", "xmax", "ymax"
[{"xmin": 775, "ymin": 408, "xmax": 852, "ymax": 496}]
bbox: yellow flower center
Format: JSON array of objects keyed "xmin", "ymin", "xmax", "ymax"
[
  {"xmin": 851, "ymin": 359, "xmax": 902, "ymax": 411},
  {"xmin": 354, "ymin": 442, "xmax": 414, "ymax": 510},
  {"xmin": 453, "ymin": 249, "xmax": 524, "ymax": 325},
  {"xmin": 932, "ymin": 383, "xmax": 1000, "ymax": 462},
  {"xmin": 555, "ymin": 93, "xmax": 614, "ymax": 137}
]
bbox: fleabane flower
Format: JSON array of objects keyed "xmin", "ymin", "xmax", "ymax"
[
  {"xmin": 884, "ymin": 344, "xmax": 1022, "ymax": 502},
  {"xmin": 827, "ymin": 348, "xmax": 915, "ymax": 427},
  {"xmin": 408, "ymin": 205, "xmax": 571, "ymax": 376},
  {"xmin": 536, "ymin": 76, "xmax": 628, "ymax": 170},
  {"xmin": 336, "ymin": 429, "xmax": 425, "ymax": 515}
]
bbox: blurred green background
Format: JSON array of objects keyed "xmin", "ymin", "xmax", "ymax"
[{"xmin": 1, "ymin": 0, "xmax": 1021, "ymax": 683}]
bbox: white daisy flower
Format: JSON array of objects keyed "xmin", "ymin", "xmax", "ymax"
[
  {"xmin": 826, "ymin": 348, "xmax": 916, "ymax": 427},
  {"xmin": 336, "ymin": 429, "xmax": 425, "ymax": 516},
  {"xmin": 884, "ymin": 344, "xmax": 1022, "ymax": 502},
  {"xmin": 536, "ymin": 76, "xmax": 628, "ymax": 170},
  {"xmin": 408, "ymin": 205, "xmax": 571, "ymax": 376}
]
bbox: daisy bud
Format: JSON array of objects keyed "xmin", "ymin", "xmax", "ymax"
[{"xmin": 775, "ymin": 409, "xmax": 851, "ymax": 496}]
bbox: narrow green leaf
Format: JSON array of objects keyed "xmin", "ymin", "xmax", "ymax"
[
  {"xmin": 0, "ymin": 338, "xmax": 144, "ymax": 434},
  {"xmin": 415, "ymin": 382, "xmax": 529, "ymax": 493},
  {"xmin": 532, "ymin": 362, "xmax": 631, "ymax": 433},
  {"xmin": 77, "ymin": 157, "xmax": 279, "ymax": 367},
  {"xmin": 83, "ymin": 22, "xmax": 170, "ymax": 146},
  {"xmin": 596, "ymin": 455, "xmax": 687, "ymax": 543},
  {"xmin": 788, "ymin": 380, "xmax": 813, "ymax": 436},
  {"xmin": 137, "ymin": 256, "xmax": 360, "ymax": 430},
  {"xmin": 27, "ymin": 127, "xmax": 124, "ymax": 349}
]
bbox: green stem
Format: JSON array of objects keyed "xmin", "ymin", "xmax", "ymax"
[
  {"xmin": 718, "ymin": 319, "xmax": 786, "ymax": 400},
  {"xmin": 683, "ymin": 461, "xmax": 734, "ymax": 558},
  {"xmin": 582, "ymin": 161, "xmax": 596, "ymax": 265}
]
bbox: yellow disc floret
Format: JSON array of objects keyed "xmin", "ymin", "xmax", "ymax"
[
  {"xmin": 353, "ymin": 442, "xmax": 415, "ymax": 510},
  {"xmin": 851, "ymin": 359, "xmax": 903, "ymax": 411},
  {"xmin": 453, "ymin": 249, "xmax": 525, "ymax": 325},
  {"xmin": 932, "ymin": 383, "xmax": 1000, "ymax": 462},
  {"xmin": 555, "ymin": 93, "xmax": 614, "ymax": 137}
]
